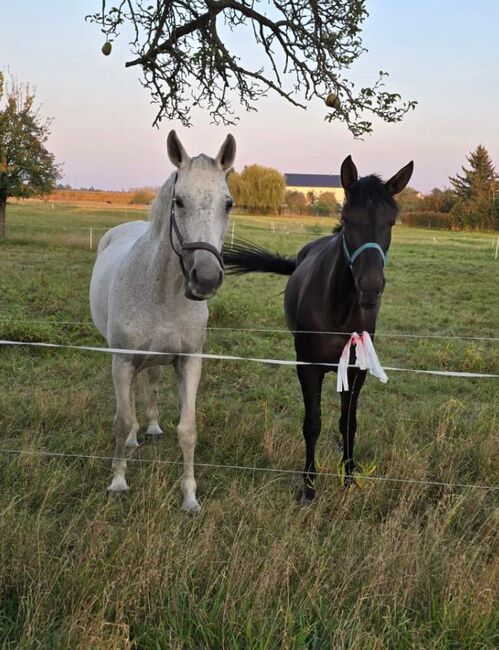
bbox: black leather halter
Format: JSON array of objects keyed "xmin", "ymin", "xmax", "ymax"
[{"xmin": 169, "ymin": 173, "xmax": 225, "ymax": 279}]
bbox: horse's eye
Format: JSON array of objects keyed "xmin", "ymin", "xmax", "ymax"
[
  {"xmin": 174, "ymin": 197, "xmax": 184, "ymax": 209},
  {"xmin": 226, "ymin": 198, "xmax": 233, "ymax": 211}
]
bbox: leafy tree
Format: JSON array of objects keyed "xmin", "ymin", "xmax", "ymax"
[
  {"xmin": 421, "ymin": 187, "xmax": 457, "ymax": 214},
  {"xmin": 285, "ymin": 190, "xmax": 308, "ymax": 214},
  {"xmin": 87, "ymin": 1, "xmax": 416, "ymax": 136},
  {"xmin": 449, "ymin": 145, "xmax": 498, "ymax": 229},
  {"xmin": 229, "ymin": 164, "xmax": 285, "ymax": 214},
  {"xmin": 395, "ymin": 186, "xmax": 421, "ymax": 214},
  {"xmin": 0, "ymin": 74, "xmax": 62, "ymax": 238},
  {"xmin": 314, "ymin": 191, "xmax": 339, "ymax": 216},
  {"xmin": 306, "ymin": 190, "xmax": 317, "ymax": 206}
]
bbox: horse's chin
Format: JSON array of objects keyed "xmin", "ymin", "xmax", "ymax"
[
  {"xmin": 358, "ymin": 300, "xmax": 379, "ymax": 311},
  {"xmin": 184, "ymin": 286, "xmax": 216, "ymax": 302}
]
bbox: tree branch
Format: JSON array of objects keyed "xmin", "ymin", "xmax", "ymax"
[{"xmin": 86, "ymin": 1, "xmax": 416, "ymax": 134}]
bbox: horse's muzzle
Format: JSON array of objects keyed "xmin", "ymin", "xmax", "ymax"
[
  {"xmin": 358, "ymin": 289, "xmax": 382, "ymax": 310},
  {"xmin": 185, "ymin": 267, "xmax": 224, "ymax": 301}
]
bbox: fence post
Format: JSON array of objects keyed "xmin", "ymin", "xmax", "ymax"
[
  {"xmin": 231, "ymin": 221, "xmax": 235, "ymax": 246},
  {"xmin": 89, "ymin": 228, "xmax": 93, "ymax": 251},
  {"xmin": 495, "ymin": 235, "xmax": 499, "ymax": 261}
]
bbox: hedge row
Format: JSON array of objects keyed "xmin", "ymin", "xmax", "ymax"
[{"xmin": 401, "ymin": 211, "xmax": 454, "ymax": 229}]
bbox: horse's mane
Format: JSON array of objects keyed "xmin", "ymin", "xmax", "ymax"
[
  {"xmin": 347, "ymin": 175, "xmax": 397, "ymax": 209},
  {"xmin": 149, "ymin": 172, "xmax": 176, "ymax": 231}
]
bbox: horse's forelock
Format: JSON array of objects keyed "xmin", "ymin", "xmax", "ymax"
[{"xmin": 347, "ymin": 175, "xmax": 396, "ymax": 209}]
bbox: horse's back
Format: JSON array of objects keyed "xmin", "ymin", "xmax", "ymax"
[
  {"xmin": 296, "ymin": 235, "xmax": 334, "ymax": 266},
  {"xmin": 90, "ymin": 220, "xmax": 150, "ymax": 337},
  {"xmin": 97, "ymin": 220, "xmax": 149, "ymax": 254}
]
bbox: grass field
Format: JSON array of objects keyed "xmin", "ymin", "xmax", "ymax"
[{"xmin": 0, "ymin": 203, "xmax": 498, "ymax": 649}]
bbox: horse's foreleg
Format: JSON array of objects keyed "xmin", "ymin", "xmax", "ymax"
[
  {"xmin": 339, "ymin": 368, "xmax": 367, "ymax": 485},
  {"xmin": 174, "ymin": 355, "xmax": 202, "ymax": 512},
  {"xmin": 144, "ymin": 366, "xmax": 163, "ymax": 436},
  {"xmin": 126, "ymin": 376, "xmax": 140, "ymax": 448},
  {"xmin": 109, "ymin": 354, "xmax": 136, "ymax": 492},
  {"xmin": 297, "ymin": 365, "xmax": 325, "ymax": 501}
]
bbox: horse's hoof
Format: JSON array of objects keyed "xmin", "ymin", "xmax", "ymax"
[
  {"xmin": 343, "ymin": 475, "xmax": 357, "ymax": 489},
  {"xmin": 297, "ymin": 489, "xmax": 315, "ymax": 506},
  {"xmin": 146, "ymin": 423, "xmax": 164, "ymax": 436},
  {"xmin": 125, "ymin": 439, "xmax": 140, "ymax": 448},
  {"xmin": 107, "ymin": 477, "xmax": 129, "ymax": 493},
  {"xmin": 181, "ymin": 498, "xmax": 201, "ymax": 513}
]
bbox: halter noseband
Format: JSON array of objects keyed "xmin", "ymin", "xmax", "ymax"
[
  {"xmin": 342, "ymin": 232, "xmax": 387, "ymax": 268},
  {"xmin": 169, "ymin": 173, "xmax": 225, "ymax": 279}
]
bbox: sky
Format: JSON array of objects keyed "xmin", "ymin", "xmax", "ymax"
[{"xmin": 0, "ymin": 0, "xmax": 498, "ymax": 193}]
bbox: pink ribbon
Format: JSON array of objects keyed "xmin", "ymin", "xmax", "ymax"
[{"xmin": 336, "ymin": 331, "xmax": 388, "ymax": 392}]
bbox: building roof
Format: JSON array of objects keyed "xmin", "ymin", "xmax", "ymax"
[{"xmin": 285, "ymin": 173, "xmax": 342, "ymax": 188}]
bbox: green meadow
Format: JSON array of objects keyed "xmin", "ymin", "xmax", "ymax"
[{"xmin": 0, "ymin": 202, "xmax": 498, "ymax": 649}]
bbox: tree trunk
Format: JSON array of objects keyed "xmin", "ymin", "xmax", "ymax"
[{"xmin": 0, "ymin": 197, "xmax": 6, "ymax": 239}]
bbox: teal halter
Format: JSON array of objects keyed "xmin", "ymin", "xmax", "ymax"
[{"xmin": 342, "ymin": 233, "xmax": 387, "ymax": 268}]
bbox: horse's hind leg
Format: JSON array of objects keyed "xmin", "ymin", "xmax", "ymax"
[
  {"xmin": 109, "ymin": 354, "xmax": 136, "ymax": 492},
  {"xmin": 174, "ymin": 355, "xmax": 202, "ymax": 512},
  {"xmin": 144, "ymin": 366, "xmax": 163, "ymax": 436},
  {"xmin": 339, "ymin": 368, "xmax": 367, "ymax": 485},
  {"xmin": 297, "ymin": 364, "xmax": 325, "ymax": 501}
]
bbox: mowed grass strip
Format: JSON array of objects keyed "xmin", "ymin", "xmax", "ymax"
[{"xmin": 0, "ymin": 204, "xmax": 498, "ymax": 648}]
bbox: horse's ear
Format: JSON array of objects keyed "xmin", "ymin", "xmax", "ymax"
[
  {"xmin": 167, "ymin": 130, "xmax": 189, "ymax": 169},
  {"xmin": 340, "ymin": 155, "xmax": 358, "ymax": 192},
  {"xmin": 215, "ymin": 134, "xmax": 236, "ymax": 172},
  {"xmin": 385, "ymin": 161, "xmax": 414, "ymax": 195}
]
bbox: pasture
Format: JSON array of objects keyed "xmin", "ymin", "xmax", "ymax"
[{"xmin": 0, "ymin": 202, "xmax": 498, "ymax": 649}]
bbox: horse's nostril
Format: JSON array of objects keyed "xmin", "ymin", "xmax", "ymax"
[
  {"xmin": 218, "ymin": 270, "xmax": 223, "ymax": 284},
  {"xmin": 191, "ymin": 268, "xmax": 198, "ymax": 283}
]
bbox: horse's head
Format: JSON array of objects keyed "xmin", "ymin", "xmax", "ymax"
[
  {"xmin": 340, "ymin": 156, "xmax": 414, "ymax": 310},
  {"xmin": 167, "ymin": 130, "xmax": 236, "ymax": 301}
]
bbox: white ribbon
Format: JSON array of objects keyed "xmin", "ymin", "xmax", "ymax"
[{"xmin": 337, "ymin": 331, "xmax": 388, "ymax": 392}]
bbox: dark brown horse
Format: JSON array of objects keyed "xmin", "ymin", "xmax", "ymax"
[{"xmin": 223, "ymin": 156, "xmax": 413, "ymax": 499}]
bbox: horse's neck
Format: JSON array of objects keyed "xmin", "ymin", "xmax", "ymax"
[
  {"xmin": 146, "ymin": 175, "xmax": 185, "ymax": 293},
  {"xmin": 325, "ymin": 238, "xmax": 378, "ymax": 333}
]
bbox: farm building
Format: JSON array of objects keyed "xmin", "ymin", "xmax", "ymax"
[{"xmin": 285, "ymin": 173, "xmax": 345, "ymax": 203}]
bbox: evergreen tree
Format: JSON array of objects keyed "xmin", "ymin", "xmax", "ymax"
[
  {"xmin": 0, "ymin": 74, "xmax": 62, "ymax": 238},
  {"xmin": 449, "ymin": 145, "xmax": 498, "ymax": 229}
]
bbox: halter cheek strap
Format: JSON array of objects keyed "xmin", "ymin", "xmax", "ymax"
[
  {"xmin": 169, "ymin": 174, "xmax": 224, "ymax": 279},
  {"xmin": 342, "ymin": 233, "xmax": 387, "ymax": 268}
]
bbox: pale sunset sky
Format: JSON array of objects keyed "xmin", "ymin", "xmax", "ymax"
[{"xmin": 1, "ymin": 0, "xmax": 498, "ymax": 192}]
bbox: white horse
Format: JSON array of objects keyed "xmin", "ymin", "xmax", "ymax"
[{"xmin": 90, "ymin": 130, "xmax": 236, "ymax": 511}]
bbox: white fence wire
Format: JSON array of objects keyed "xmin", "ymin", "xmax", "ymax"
[
  {"xmin": 0, "ymin": 448, "xmax": 497, "ymax": 492},
  {"xmin": 1, "ymin": 339, "xmax": 498, "ymax": 380}
]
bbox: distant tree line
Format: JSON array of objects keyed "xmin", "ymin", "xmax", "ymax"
[
  {"xmin": 285, "ymin": 189, "xmax": 340, "ymax": 217},
  {"xmin": 399, "ymin": 145, "xmax": 498, "ymax": 231},
  {"xmin": 228, "ymin": 165, "xmax": 340, "ymax": 217}
]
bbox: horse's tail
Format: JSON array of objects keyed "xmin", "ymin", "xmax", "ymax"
[{"xmin": 223, "ymin": 238, "xmax": 296, "ymax": 276}]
